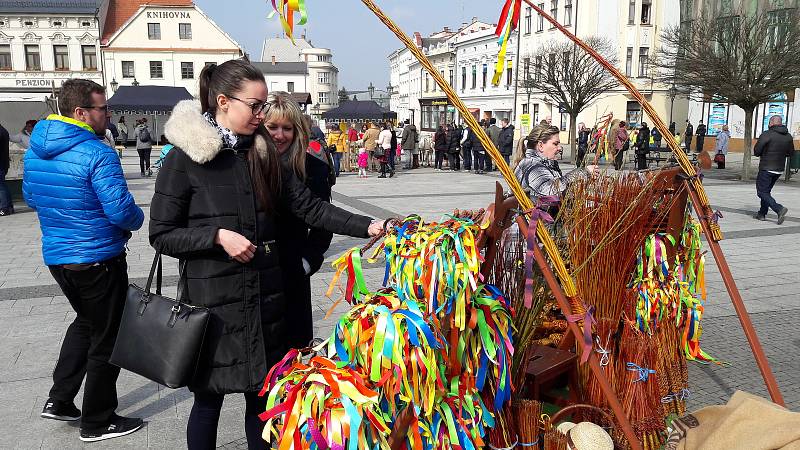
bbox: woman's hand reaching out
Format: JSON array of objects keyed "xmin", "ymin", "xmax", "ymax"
[{"xmin": 215, "ymin": 229, "xmax": 256, "ymax": 263}]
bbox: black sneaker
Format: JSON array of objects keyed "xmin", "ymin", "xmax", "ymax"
[
  {"xmin": 80, "ymin": 416, "xmax": 144, "ymax": 442},
  {"xmin": 754, "ymin": 214, "xmax": 766, "ymax": 221},
  {"xmin": 777, "ymin": 207, "xmax": 788, "ymax": 225},
  {"xmin": 41, "ymin": 398, "xmax": 81, "ymax": 421}
]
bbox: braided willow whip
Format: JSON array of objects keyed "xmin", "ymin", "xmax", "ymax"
[
  {"xmin": 359, "ymin": 0, "xmax": 578, "ymax": 297},
  {"xmin": 523, "ymin": 0, "xmax": 721, "ymax": 240}
]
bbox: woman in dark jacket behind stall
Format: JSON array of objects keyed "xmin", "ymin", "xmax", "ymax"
[
  {"xmin": 262, "ymin": 91, "xmax": 334, "ymax": 350},
  {"xmin": 149, "ymin": 60, "xmax": 382, "ymax": 450}
]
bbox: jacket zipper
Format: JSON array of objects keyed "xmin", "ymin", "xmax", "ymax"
[{"xmin": 237, "ymin": 148, "xmax": 260, "ymax": 391}]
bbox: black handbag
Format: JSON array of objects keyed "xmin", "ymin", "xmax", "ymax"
[{"xmin": 110, "ymin": 253, "xmax": 210, "ymax": 388}]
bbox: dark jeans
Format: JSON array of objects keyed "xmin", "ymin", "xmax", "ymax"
[
  {"xmin": 434, "ymin": 150, "xmax": 445, "ymax": 169},
  {"xmin": 48, "ymin": 253, "xmax": 128, "ymax": 429},
  {"xmin": 577, "ymin": 145, "xmax": 588, "ymax": 168},
  {"xmin": 332, "ymin": 152, "xmax": 341, "ymax": 176},
  {"xmin": 756, "ymin": 170, "xmax": 783, "ymax": 217},
  {"xmin": 473, "ymin": 150, "xmax": 485, "ymax": 172},
  {"xmin": 614, "ymin": 149, "xmax": 625, "ymax": 170},
  {"xmin": 461, "ymin": 147, "xmax": 472, "ymax": 170},
  {"xmin": 137, "ymin": 149, "xmax": 152, "ymax": 174},
  {"xmin": 387, "ymin": 150, "xmax": 395, "ymax": 171},
  {"xmin": 412, "ymin": 153, "xmax": 419, "ymax": 169},
  {"xmin": 636, "ymin": 151, "xmax": 648, "ymax": 170},
  {"xmin": 187, "ymin": 391, "xmax": 268, "ymax": 450},
  {"xmin": 447, "ymin": 152, "xmax": 460, "ymax": 171},
  {"xmin": 0, "ymin": 171, "xmax": 12, "ymax": 211},
  {"xmin": 695, "ymin": 137, "xmax": 705, "ymax": 153}
]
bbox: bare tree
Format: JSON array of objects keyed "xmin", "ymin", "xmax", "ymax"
[
  {"xmin": 522, "ymin": 36, "xmax": 620, "ymax": 162},
  {"xmin": 656, "ymin": 8, "xmax": 800, "ymax": 179}
]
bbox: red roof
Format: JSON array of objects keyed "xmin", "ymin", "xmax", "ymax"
[{"xmin": 102, "ymin": 0, "xmax": 193, "ymax": 44}]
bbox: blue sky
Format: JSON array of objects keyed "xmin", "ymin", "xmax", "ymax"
[{"xmin": 194, "ymin": 0, "xmax": 501, "ymax": 91}]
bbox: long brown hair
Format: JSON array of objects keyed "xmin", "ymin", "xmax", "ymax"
[
  {"xmin": 199, "ymin": 60, "xmax": 280, "ymax": 209},
  {"xmin": 263, "ymin": 91, "xmax": 309, "ymax": 180}
]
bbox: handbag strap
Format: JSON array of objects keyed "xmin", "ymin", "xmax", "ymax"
[{"xmin": 144, "ymin": 252, "xmax": 189, "ymax": 302}]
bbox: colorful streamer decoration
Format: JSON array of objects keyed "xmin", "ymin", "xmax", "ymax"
[
  {"xmin": 492, "ymin": 0, "xmax": 522, "ymax": 86},
  {"xmin": 268, "ymin": 0, "xmax": 308, "ymax": 43}
]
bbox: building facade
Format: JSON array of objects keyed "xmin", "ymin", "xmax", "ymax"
[
  {"xmin": 0, "ymin": 0, "xmax": 103, "ymax": 103},
  {"xmin": 261, "ymin": 37, "xmax": 338, "ymax": 116},
  {"xmin": 517, "ymin": 0, "xmax": 685, "ymax": 137},
  {"xmin": 455, "ymin": 23, "xmax": 517, "ymax": 124},
  {"xmin": 683, "ymin": 0, "xmax": 799, "ymax": 149},
  {"xmin": 389, "ymin": 46, "xmax": 413, "ymax": 124},
  {"xmin": 100, "ymin": 0, "xmax": 243, "ymax": 97}
]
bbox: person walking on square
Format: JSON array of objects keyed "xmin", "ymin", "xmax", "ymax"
[
  {"xmin": 434, "ymin": 125, "xmax": 447, "ymax": 170},
  {"xmin": 135, "ymin": 118, "xmax": 153, "ymax": 176},
  {"xmin": 714, "ymin": 124, "xmax": 729, "ymax": 169},
  {"xmin": 376, "ymin": 123, "xmax": 393, "ymax": 178},
  {"xmin": 684, "ymin": 120, "xmax": 694, "ymax": 151},
  {"xmin": 360, "ymin": 122, "xmax": 380, "ymax": 171},
  {"xmin": 576, "ymin": 122, "xmax": 590, "ymax": 168},
  {"xmin": 387, "ymin": 121, "xmax": 398, "ymax": 173},
  {"xmin": 447, "ymin": 123, "xmax": 462, "ymax": 171},
  {"xmin": 0, "ymin": 121, "xmax": 12, "ymax": 216},
  {"xmin": 469, "ymin": 120, "xmax": 486, "ymax": 174},
  {"xmin": 635, "ymin": 122, "xmax": 651, "ymax": 170},
  {"xmin": 150, "ymin": 60, "xmax": 384, "ymax": 450},
  {"xmin": 651, "ymin": 126, "xmax": 662, "ymax": 151},
  {"xmin": 357, "ymin": 146, "xmax": 369, "ymax": 177},
  {"xmin": 486, "ymin": 117, "xmax": 501, "ymax": 172},
  {"xmin": 400, "ymin": 119, "xmax": 418, "ymax": 169},
  {"xmin": 499, "ymin": 118, "xmax": 515, "ymax": 166},
  {"xmin": 460, "ymin": 122, "xmax": 472, "ymax": 171},
  {"xmin": 326, "ymin": 124, "xmax": 348, "ymax": 175},
  {"xmin": 753, "ymin": 115, "xmax": 793, "ymax": 224},
  {"xmin": 695, "ymin": 120, "xmax": 707, "ymax": 153},
  {"xmin": 24, "ymin": 79, "xmax": 145, "ymax": 442},
  {"xmin": 117, "ymin": 116, "xmax": 128, "ymax": 148},
  {"xmin": 613, "ymin": 121, "xmax": 629, "ymax": 170}
]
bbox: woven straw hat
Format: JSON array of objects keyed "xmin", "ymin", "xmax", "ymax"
[{"xmin": 555, "ymin": 421, "xmax": 614, "ymax": 450}]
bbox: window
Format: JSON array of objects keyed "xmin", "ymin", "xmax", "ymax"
[
  {"xmin": 524, "ymin": 7, "xmax": 532, "ymax": 34},
  {"xmin": 638, "ymin": 47, "xmax": 649, "ymax": 77},
  {"xmin": 25, "ymin": 45, "xmax": 40, "ymax": 71},
  {"xmin": 449, "ymin": 69, "xmax": 454, "ymax": 88},
  {"xmin": 53, "ymin": 45, "xmax": 69, "ymax": 71},
  {"xmin": 563, "ymin": 51, "xmax": 571, "ymax": 75},
  {"xmin": 147, "ymin": 23, "xmax": 161, "ymax": 40},
  {"xmin": 53, "ymin": 21, "xmax": 62, "ymax": 27},
  {"xmin": 681, "ymin": 0, "xmax": 694, "ymax": 17},
  {"xmin": 425, "ymin": 73, "xmax": 430, "ymax": 92},
  {"xmin": 625, "ymin": 47, "xmax": 633, "ymax": 76},
  {"xmin": 461, "ymin": 66, "xmax": 466, "ymax": 90},
  {"xmin": 204, "ymin": 61, "xmax": 215, "ymax": 68},
  {"xmin": 537, "ymin": 4, "xmax": 545, "ymax": 31},
  {"xmin": 150, "ymin": 61, "xmax": 163, "ymax": 78},
  {"xmin": 318, "ymin": 71, "xmax": 330, "ymax": 84},
  {"xmin": 628, "ymin": 0, "xmax": 636, "ymax": 24},
  {"xmin": 179, "ymin": 23, "xmax": 192, "ymax": 40},
  {"xmin": 122, "ymin": 61, "xmax": 134, "ymax": 78},
  {"xmin": 533, "ymin": 104, "xmax": 540, "ymax": 124},
  {"xmin": 471, "ymin": 65, "xmax": 476, "ymax": 89},
  {"xmin": 523, "ymin": 57, "xmax": 531, "ymax": 82},
  {"xmin": 641, "ymin": 0, "xmax": 652, "ymax": 24},
  {"xmin": 768, "ymin": 8, "xmax": 794, "ymax": 49},
  {"xmin": 560, "ymin": 112, "xmax": 568, "ymax": 131},
  {"xmin": 181, "ymin": 62, "xmax": 194, "ymax": 79},
  {"xmin": 81, "ymin": 20, "xmax": 91, "ymax": 27},
  {"xmin": 522, "ymin": 103, "xmax": 529, "ymax": 115},
  {"xmin": 318, "ymin": 91, "xmax": 329, "ymax": 105},
  {"xmin": 287, "ymin": 81, "xmax": 295, "ymax": 92},
  {"xmin": 720, "ymin": 0, "xmax": 732, "ymax": 14},
  {"xmin": 565, "ymin": 0, "xmax": 573, "ymax": 26},
  {"xmin": 482, "ymin": 64, "xmax": 487, "ymax": 89},
  {"xmin": 0, "ymin": 45, "xmax": 11, "ymax": 70},
  {"xmin": 626, "ymin": 101, "xmax": 642, "ymax": 127},
  {"xmin": 439, "ymin": 70, "xmax": 444, "ymax": 91},
  {"xmin": 550, "ymin": 0, "xmax": 558, "ymax": 27},
  {"xmin": 81, "ymin": 45, "xmax": 97, "ymax": 70},
  {"xmin": 535, "ymin": 56, "xmax": 542, "ymax": 81},
  {"xmin": 506, "ymin": 60, "xmax": 513, "ymax": 86}
]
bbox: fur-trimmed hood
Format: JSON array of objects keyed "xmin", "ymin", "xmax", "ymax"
[{"xmin": 164, "ymin": 100, "xmax": 269, "ymax": 164}]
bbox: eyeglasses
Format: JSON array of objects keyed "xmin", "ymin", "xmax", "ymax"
[
  {"xmin": 80, "ymin": 104, "xmax": 109, "ymax": 112},
  {"xmin": 229, "ymin": 96, "xmax": 269, "ymax": 116}
]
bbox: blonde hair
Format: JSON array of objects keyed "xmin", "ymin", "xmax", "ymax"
[
  {"xmin": 263, "ymin": 91, "xmax": 310, "ymax": 180},
  {"xmin": 512, "ymin": 123, "xmax": 561, "ymax": 168}
]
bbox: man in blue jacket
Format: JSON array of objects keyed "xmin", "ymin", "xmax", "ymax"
[{"xmin": 23, "ymin": 79, "xmax": 145, "ymax": 442}]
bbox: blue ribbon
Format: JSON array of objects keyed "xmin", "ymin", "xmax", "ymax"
[{"xmin": 626, "ymin": 362, "xmax": 656, "ymax": 382}]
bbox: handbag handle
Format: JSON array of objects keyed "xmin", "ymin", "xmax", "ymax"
[{"xmin": 144, "ymin": 252, "xmax": 189, "ymax": 302}]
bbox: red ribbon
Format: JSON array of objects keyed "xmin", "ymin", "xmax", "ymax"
[{"xmin": 523, "ymin": 206, "xmax": 555, "ymax": 308}]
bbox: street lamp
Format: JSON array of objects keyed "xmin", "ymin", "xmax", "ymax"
[
  {"xmin": 668, "ymin": 85, "xmax": 678, "ymax": 126},
  {"xmin": 132, "ymin": 77, "xmax": 140, "ymax": 87},
  {"xmin": 110, "ymin": 78, "xmax": 119, "ymax": 93}
]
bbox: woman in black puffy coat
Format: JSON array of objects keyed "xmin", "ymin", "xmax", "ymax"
[
  {"xmin": 149, "ymin": 60, "xmax": 382, "ymax": 450},
  {"xmin": 433, "ymin": 125, "xmax": 447, "ymax": 170}
]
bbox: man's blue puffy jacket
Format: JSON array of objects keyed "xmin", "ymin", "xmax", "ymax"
[{"xmin": 23, "ymin": 116, "xmax": 144, "ymax": 265}]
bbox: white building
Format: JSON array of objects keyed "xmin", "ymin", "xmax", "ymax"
[
  {"xmin": 261, "ymin": 37, "xmax": 338, "ymax": 116},
  {"xmin": 455, "ymin": 22, "xmax": 517, "ymax": 124},
  {"xmin": 100, "ymin": 0, "xmax": 243, "ymax": 97},
  {"xmin": 517, "ymin": 0, "xmax": 684, "ymax": 137},
  {"xmin": 388, "ymin": 46, "xmax": 413, "ymax": 123},
  {"xmin": 0, "ymin": 0, "xmax": 103, "ymax": 104}
]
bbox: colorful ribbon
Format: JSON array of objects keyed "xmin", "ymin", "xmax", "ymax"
[
  {"xmin": 492, "ymin": 0, "xmax": 522, "ymax": 85},
  {"xmin": 626, "ymin": 362, "xmax": 656, "ymax": 382},
  {"xmin": 268, "ymin": 0, "xmax": 308, "ymax": 43},
  {"xmin": 566, "ymin": 304, "xmax": 596, "ymax": 365}
]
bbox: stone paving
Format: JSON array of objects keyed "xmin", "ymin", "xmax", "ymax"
[{"xmin": 0, "ymin": 152, "xmax": 798, "ymax": 449}]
